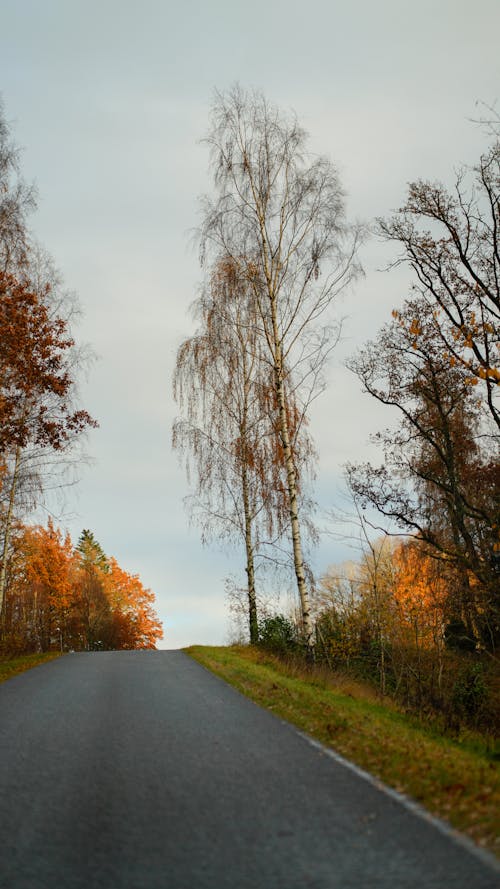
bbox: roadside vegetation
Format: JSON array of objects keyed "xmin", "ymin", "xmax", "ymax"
[
  {"xmin": 175, "ymin": 89, "xmax": 499, "ymax": 674},
  {"xmin": 179, "ymin": 96, "xmax": 499, "ymax": 857},
  {"xmin": 0, "ymin": 651, "xmax": 62, "ymax": 683},
  {"xmin": 187, "ymin": 644, "xmax": 500, "ymax": 856}
]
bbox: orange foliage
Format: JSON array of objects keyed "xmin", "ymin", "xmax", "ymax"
[
  {"xmin": 103, "ymin": 558, "xmax": 163, "ymax": 649},
  {"xmin": 393, "ymin": 541, "xmax": 448, "ymax": 646},
  {"xmin": 2, "ymin": 521, "xmax": 163, "ymax": 653}
]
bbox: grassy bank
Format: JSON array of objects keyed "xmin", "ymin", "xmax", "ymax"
[
  {"xmin": 0, "ymin": 651, "xmax": 62, "ymax": 684},
  {"xmin": 186, "ymin": 644, "xmax": 499, "ymax": 856}
]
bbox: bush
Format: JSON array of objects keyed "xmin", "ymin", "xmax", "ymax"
[
  {"xmin": 452, "ymin": 663, "xmax": 488, "ymax": 722},
  {"xmin": 258, "ymin": 614, "xmax": 298, "ymax": 655}
]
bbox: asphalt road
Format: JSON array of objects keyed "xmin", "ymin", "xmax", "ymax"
[{"xmin": 0, "ymin": 651, "xmax": 498, "ymax": 889}]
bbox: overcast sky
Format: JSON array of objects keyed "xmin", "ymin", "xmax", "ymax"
[{"xmin": 1, "ymin": 0, "xmax": 498, "ymax": 647}]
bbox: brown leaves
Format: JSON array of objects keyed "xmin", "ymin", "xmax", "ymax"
[{"xmin": 0, "ymin": 270, "xmax": 97, "ymax": 453}]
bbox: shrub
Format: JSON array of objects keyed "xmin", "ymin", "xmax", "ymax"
[
  {"xmin": 452, "ymin": 663, "xmax": 488, "ymax": 723},
  {"xmin": 258, "ymin": 614, "xmax": 298, "ymax": 655}
]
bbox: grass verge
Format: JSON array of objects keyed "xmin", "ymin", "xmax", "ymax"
[
  {"xmin": 186, "ymin": 644, "xmax": 499, "ymax": 857},
  {"xmin": 0, "ymin": 651, "xmax": 62, "ymax": 684}
]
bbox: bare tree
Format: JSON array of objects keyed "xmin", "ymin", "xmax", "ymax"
[
  {"xmin": 0, "ymin": 97, "xmax": 36, "ymax": 272},
  {"xmin": 379, "ymin": 136, "xmax": 499, "ymax": 431},
  {"xmin": 198, "ymin": 86, "xmax": 362, "ymax": 650}
]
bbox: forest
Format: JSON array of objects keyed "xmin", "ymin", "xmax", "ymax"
[
  {"xmin": 173, "ymin": 88, "xmax": 499, "ymax": 734},
  {"xmin": 0, "ymin": 101, "xmax": 162, "ymax": 653}
]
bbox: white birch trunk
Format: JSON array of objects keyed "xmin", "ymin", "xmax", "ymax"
[{"xmin": 0, "ymin": 444, "xmax": 22, "ymax": 619}]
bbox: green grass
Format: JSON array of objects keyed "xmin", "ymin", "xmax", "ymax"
[
  {"xmin": 0, "ymin": 651, "xmax": 62, "ymax": 683},
  {"xmin": 186, "ymin": 644, "xmax": 500, "ymax": 857}
]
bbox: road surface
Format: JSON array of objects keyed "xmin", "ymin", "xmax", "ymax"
[{"xmin": 0, "ymin": 650, "xmax": 497, "ymax": 888}]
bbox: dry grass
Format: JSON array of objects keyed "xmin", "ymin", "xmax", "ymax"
[{"xmin": 186, "ymin": 644, "xmax": 500, "ymax": 857}]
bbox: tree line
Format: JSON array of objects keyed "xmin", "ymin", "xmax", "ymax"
[
  {"xmin": 173, "ymin": 88, "xmax": 499, "ymax": 678},
  {"xmin": 0, "ymin": 98, "xmax": 162, "ymax": 651},
  {"xmin": 2, "ymin": 524, "xmax": 162, "ymax": 653}
]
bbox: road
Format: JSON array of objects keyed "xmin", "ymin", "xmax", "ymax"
[{"xmin": 0, "ymin": 650, "xmax": 497, "ymax": 889}]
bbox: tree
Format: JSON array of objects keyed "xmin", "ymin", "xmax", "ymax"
[
  {"xmin": 104, "ymin": 558, "xmax": 163, "ymax": 649},
  {"xmin": 70, "ymin": 531, "xmax": 111, "ymax": 651},
  {"xmin": 0, "ymin": 271, "xmax": 93, "ymax": 454},
  {"xmin": 77, "ymin": 529, "xmax": 109, "ymax": 572},
  {"xmin": 70, "ymin": 532, "xmax": 163, "ymax": 651},
  {"xmin": 198, "ymin": 86, "xmax": 361, "ymax": 649},
  {"xmin": 173, "ymin": 257, "xmax": 314, "ymax": 643},
  {"xmin": 348, "ymin": 252, "xmax": 499, "ymax": 648},
  {"xmin": 0, "ymin": 97, "xmax": 36, "ymax": 272},
  {"xmin": 379, "ymin": 136, "xmax": 499, "ymax": 431},
  {"xmin": 0, "ymin": 100, "xmax": 96, "ymax": 630},
  {"xmin": 3, "ymin": 520, "xmax": 74, "ymax": 652},
  {"xmin": 0, "ymin": 272, "xmax": 96, "ymax": 620},
  {"xmin": 392, "ymin": 539, "xmax": 448, "ymax": 653},
  {"xmin": 3, "ymin": 522, "xmax": 164, "ymax": 653}
]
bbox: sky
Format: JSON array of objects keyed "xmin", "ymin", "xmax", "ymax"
[{"xmin": 1, "ymin": 0, "xmax": 498, "ymax": 648}]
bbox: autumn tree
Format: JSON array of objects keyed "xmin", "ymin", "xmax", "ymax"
[
  {"xmin": 0, "ymin": 272, "xmax": 96, "ymax": 620},
  {"xmin": 198, "ymin": 86, "xmax": 361, "ymax": 649},
  {"xmin": 2, "ymin": 523, "xmax": 163, "ymax": 652},
  {"xmin": 173, "ymin": 257, "xmax": 315, "ymax": 642},
  {"xmin": 315, "ymin": 518, "xmax": 399, "ymax": 692},
  {"xmin": 0, "ymin": 101, "xmax": 96, "ymax": 628},
  {"xmin": 3, "ymin": 520, "xmax": 74, "ymax": 652},
  {"xmin": 70, "ymin": 532, "xmax": 163, "ymax": 651},
  {"xmin": 392, "ymin": 539, "xmax": 449, "ymax": 653},
  {"xmin": 104, "ymin": 558, "xmax": 163, "ymax": 649},
  {"xmin": 347, "ymin": 132, "xmax": 500, "ymax": 649}
]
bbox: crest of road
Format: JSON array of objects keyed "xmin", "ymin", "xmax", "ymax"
[{"xmin": 0, "ymin": 651, "xmax": 498, "ymax": 888}]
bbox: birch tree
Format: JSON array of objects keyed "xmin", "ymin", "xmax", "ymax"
[
  {"xmin": 199, "ymin": 86, "xmax": 361, "ymax": 649},
  {"xmin": 173, "ymin": 257, "xmax": 314, "ymax": 642}
]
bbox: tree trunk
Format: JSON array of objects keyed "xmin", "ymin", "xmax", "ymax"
[
  {"xmin": 253, "ymin": 181, "xmax": 315, "ymax": 654},
  {"xmin": 241, "ymin": 458, "xmax": 258, "ymax": 644},
  {"xmin": 273, "ymin": 359, "xmax": 314, "ymax": 653},
  {"xmin": 0, "ymin": 444, "xmax": 22, "ymax": 622}
]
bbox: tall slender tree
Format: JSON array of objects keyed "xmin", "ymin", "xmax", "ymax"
[
  {"xmin": 198, "ymin": 86, "xmax": 361, "ymax": 649},
  {"xmin": 173, "ymin": 257, "xmax": 314, "ymax": 642}
]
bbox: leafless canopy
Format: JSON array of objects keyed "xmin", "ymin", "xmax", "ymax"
[
  {"xmin": 0, "ymin": 98, "xmax": 36, "ymax": 272},
  {"xmin": 379, "ymin": 137, "xmax": 499, "ymax": 431}
]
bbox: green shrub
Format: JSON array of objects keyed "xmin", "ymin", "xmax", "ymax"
[{"xmin": 258, "ymin": 614, "xmax": 298, "ymax": 655}]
